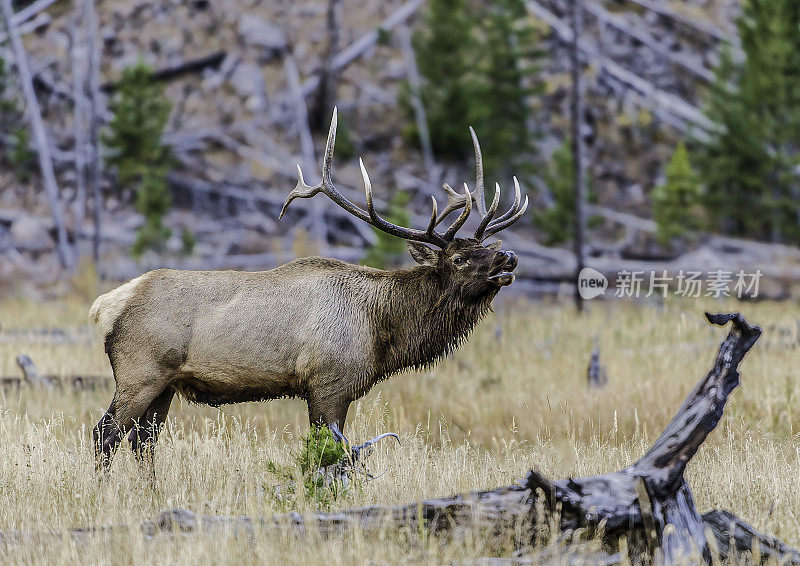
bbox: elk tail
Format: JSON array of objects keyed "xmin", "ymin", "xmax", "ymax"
[{"xmin": 89, "ymin": 275, "xmax": 144, "ymax": 339}]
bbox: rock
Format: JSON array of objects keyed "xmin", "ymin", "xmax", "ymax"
[
  {"xmin": 237, "ymin": 15, "xmax": 287, "ymax": 61},
  {"xmin": 228, "ymin": 62, "xmax": 267, "ymax": 111},
  {"xmin": 9, "ymin": 215, "xmax": 53, "ymax": 253}
]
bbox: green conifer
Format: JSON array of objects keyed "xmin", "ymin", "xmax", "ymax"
[
  {"xmin": 652, "ymin": 142, "xmax": 704, "ymax": 245},
  {"xmin": 102, "ymin": 61, "xmax": 177, "ymax": 257}
]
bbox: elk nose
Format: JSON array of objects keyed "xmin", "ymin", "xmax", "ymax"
[{"xmin": 502, "ymin": 251, "xmax": 517, "ymax": 270}]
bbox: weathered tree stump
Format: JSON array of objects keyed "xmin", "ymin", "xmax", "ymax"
[
  {"xmin": 528, "ymin": 313, "xmax": 768, "ymax": 562},
  {"xmin": 586, "ymin": 341, "xmax": 608, "ymax": 388}
]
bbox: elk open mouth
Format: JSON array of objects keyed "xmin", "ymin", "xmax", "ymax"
[{"xmin": 488, "ymin": 252, "xmax": 517, "ymax": 287}]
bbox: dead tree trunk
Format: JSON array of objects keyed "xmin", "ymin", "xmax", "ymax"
[
  {"xmin": 284, "ymin": 54, "xmax": 328, "ymax": 254},
  {"xmin": 84, "ymin": 0, "xmax": 103, "ymax": 266},
  {"xmin": 70, "ymin": 10, "xmax": 88, "ymax": 233},
  {"xmin": 1, "ymin": 0, "xmax": 72, "ymax": 268},
  {"xmin": 527, "ymin": 312, "xmax": 769, "ymax": 562},
  {"xmin": 570, "ymin": 0, "xmax": 586, "ymax": 313},
  {"xmin": 397, "ymin": 24, "xmax": 436, "ymax": 185},
  {"xmin": 309, "ymin": 0, "xmax": 342, "ymax": 132}
]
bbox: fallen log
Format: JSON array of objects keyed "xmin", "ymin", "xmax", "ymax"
[
  {"xmin": 100, "ymin": 51, "xmax": 227, "ymax": 92},
  {"xmin": 2, "ymin": 313, "xmax": 794, "ymax": 563},
  {"xmin": 525, "ymin": 0, "xmax": 715, "ymax": 137},
  {"xmin": 583, "ymin": 1, "xmax": 714, "ymax": 83},
  {"xmin": 624, "ymin": 0, "xmax": 738, "ymax": 48},
  {"xmin": 0, "ymin": 374, "xmax": 110, "ymax": 390},
  {"xmin": 120, "ymin": 314, "xmax": 800, "ymax": 562},
  {"xmin": 300, "ymin": 0, "xmax": 427, "ymax": 99}
]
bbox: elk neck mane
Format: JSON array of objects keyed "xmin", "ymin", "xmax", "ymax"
[{"xmin": 368, "ymin": 265, "xmax": 495, "ymax": 379}]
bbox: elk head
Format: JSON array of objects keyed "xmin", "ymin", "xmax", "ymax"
[{"xmin": 280, "ymin": 107, "xmax": 527, "ymax": 301}]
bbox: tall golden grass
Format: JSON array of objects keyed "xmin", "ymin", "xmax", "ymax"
[{"xmin": 0, "ymin": 294, "xmax": 797, "ymax": 563}]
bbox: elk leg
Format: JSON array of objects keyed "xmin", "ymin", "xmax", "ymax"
[
  {"xmin": 307, "ymin": 394, "xmax": 352, "ymax": 445},
  {"xmin": 93, "ymin": 398, "xmax": 122, "ymax": 473},
  {"xmin": 128, "ymin": 387, "xmax": 175, "ymax": 475},
  {"xmin": 93, "ymin": 384, "xmax": 164, "ymax": 473},
  {"xmin": 307, "ymin": 394, "xmax": 399, "ymax": 463}
]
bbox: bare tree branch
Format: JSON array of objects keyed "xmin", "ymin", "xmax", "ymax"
[
  {"xmin": 397, "ymin": 24, "xmax": 436, "ymax": 186},
  {"xmin": 84, "ymin": 0, "xmax": 103, "ymax": 266},
  {"xmin": 284, "ymin": 54, "xmax": 328, "ymax": 253},
  {"xmin": 1, "ymin": 0, "xmax": 71, "ymax": 268}
]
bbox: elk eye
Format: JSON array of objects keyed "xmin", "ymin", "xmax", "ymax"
[{"xmin": 453, "ymin": 256, "xmax": 466, "ymax": 265}]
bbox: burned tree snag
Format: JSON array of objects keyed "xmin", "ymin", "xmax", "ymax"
[
  {"xmin": 309, "ymin": 0, "xmax": 342, "ymax": 132},
  {"xmin": 586, "ymin": 341, "xmax": 607, "ymax": 388},
  {"xmin": 528, "ymin": 312, "xmax": 766, "ymax": 561}
]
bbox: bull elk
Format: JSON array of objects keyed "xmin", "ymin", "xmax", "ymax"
[{"xmin": 90, "ymin": 108, "xmax": 527, "ymax": 473}]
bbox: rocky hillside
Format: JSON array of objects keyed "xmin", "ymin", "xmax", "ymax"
[{"xmin": 0, "ymin": 0, "xmax": 748, "ymax": 291}]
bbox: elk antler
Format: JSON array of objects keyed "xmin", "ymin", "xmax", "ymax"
[
  {"xmin": 434, "ymin": 127, "xmax": 529, "ymax": 241},
  {"xmin": 280, "ymin": 108, "xmax": 473, "ymax": 249}
]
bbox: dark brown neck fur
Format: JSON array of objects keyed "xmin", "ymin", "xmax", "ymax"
[{"xmin": 369, "ymin": 266, "xmax": 496, "ymax": 379}]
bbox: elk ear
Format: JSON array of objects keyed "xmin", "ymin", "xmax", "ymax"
[
  {"xmin": 407, "ymin": 242, "xmax": 438, "ymax": 266},
  {"xmin": 486, "ymin": 240, "xmax": 502, "ymax": 251}
]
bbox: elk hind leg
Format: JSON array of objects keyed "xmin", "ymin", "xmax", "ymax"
[
  {"xmin": 93, "ymin": 384, "xmax": 164, "ymax": 473},
  {"xmin": 128, "ymin": 387, "xmax": 175, "ymax": 473},
  {"xmin": 93, "ymin": 398, "xmax": 122, "ymax": 473}
]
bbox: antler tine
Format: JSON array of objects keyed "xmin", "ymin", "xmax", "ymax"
[
  {"xmin": 434, "ymin": 183, "xmax": 474, "ymax": 226},
  {"xmin": 425, "ymin": 196, "xmax": 439, "ymax": 238},
  {"xmin": 442, "ymin": 183, "xmax": 473, "ymax": 240},
  {"xmin": 482, "ymin": 194, "xmax": 529, "ymax": 240},
  {"xmin": 280, "ymin": 108, "xmax": 371, "ymax": 224},
  {"xmin": 468, "ymin": 127, "xmax": 487, "ymax": 218},
  {"xmin": 473, "ymin": 181, "xmax": 501, "ymax": 240},
  {"xmin": 486, "ymin": 176, "xmax": 521, "ymax": 228},
  {"xmin": 434, "ymin": 127, "xmax": 486, "ymax": 226},
  {"xmin": 360, "ymin": 158, "xmax": 447, "ymax": 247},
  {"xmin": 282, "ymin": 107, "xmax": 476, "ymax": 248}
]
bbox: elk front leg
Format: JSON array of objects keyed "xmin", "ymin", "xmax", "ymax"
[
  {"xmin": 307, "ymin": 392, "xmax": 399, "ymax": 463},
  {"xmin": 307, "ymin": 392, "xmax": 351, "ymax": 443}
]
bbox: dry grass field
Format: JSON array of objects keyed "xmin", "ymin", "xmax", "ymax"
[{"xmin": 0, "ymin": 289, "xmax": 798, "ymax": 564}]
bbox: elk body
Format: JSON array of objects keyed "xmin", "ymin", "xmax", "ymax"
[{"xmin": 90, "ymin": 109, "xmax": 527, "ymax": 471}]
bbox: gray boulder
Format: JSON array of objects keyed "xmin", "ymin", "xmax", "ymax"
[
  {"xmin": 9, "ymin": 215, "xmax": 53, "ymax": 253},
  {"xmin": 237, "ymin": 15, "xmax": 287, "ymax": 61}
]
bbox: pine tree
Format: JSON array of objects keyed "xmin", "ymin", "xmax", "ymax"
[
  {"xmin": 408, "ymin": 0, "xmax": 481, "ymax": 160},
  {"xmin": 102, "ymin": 61, "xmax": 176, "ymax": 257},
  {"xmin": 0, "ymin": 55, "xmax": 34, "ymax": 184},
  {"xmin": 652, "ymin": 142, "xmax": 704, "ymax": 245},
  {"xmin": 533, "ymin": 140, "xmax": 595, "ymax": 245},
  {"xmin": 697, "ymin": 0, "xmax": 800, "ymax": 243},
  {"xmin": 408, "ymin": 0, "xmax": 541, "ymax": 176},
  {"xmin": 130, "ymin": 165, "xmax": 172, "ymax": 258},
  {"xmin": 472, "ymin": 0, "xmax": 542, "ymax": 176}
]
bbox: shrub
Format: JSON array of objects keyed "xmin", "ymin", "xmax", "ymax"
[
  {"xmin": 533, "ymin": 140, "xmax": 596, "ymax": 245},
  {"xmin": 9, "ymin": 128, "xmax": 35, "ymax": 183},
  {"xmin": 652, "ymin": 142, "xmax": 704, "ymax": 245},
  {"xmin": 102, "ymin": 60, "xmax": 178, "ymax": 257},
  {"xmin": 266, "ymin": 426, "xmax": 351, "ymax": 511}
]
